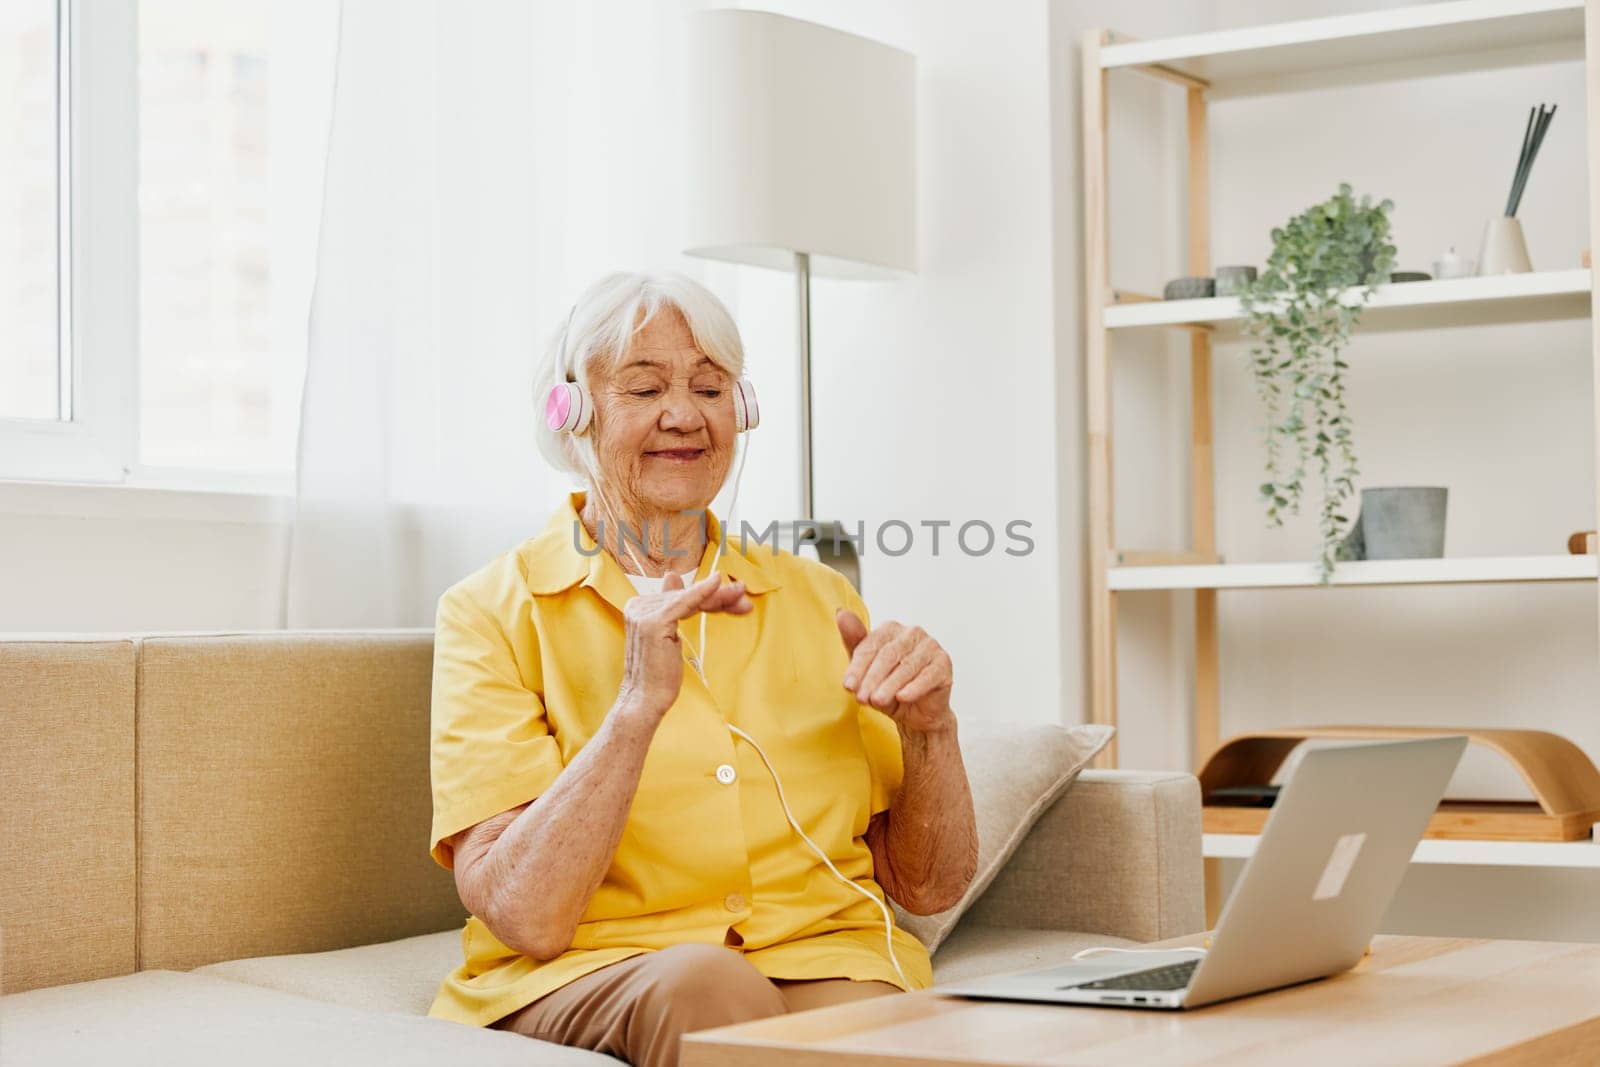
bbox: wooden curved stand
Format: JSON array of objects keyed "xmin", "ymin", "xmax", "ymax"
[{"xmin": 1199, "ymin": 726, "xmax": 1600, "ymax": 842}]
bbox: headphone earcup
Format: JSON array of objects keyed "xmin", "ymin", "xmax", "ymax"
[
  {"xmin": 732, "ymin": 378, "xmax": 760, "ymax": 433},
  {"xmin": 545, "ymin": 381, "xmax": 593, "ymax": 435}
]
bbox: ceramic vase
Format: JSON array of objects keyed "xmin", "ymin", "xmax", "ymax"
[{"xmin": 1477, "ymin": 216, "xmax": 1533, "ymax": 274}]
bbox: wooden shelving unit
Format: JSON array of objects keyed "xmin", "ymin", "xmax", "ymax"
[{"xmin": 1080, "ymin": 0, "xmax": 1600, "ymax": 883}]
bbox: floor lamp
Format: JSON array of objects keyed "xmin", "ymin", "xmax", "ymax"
[{"xmin": 683, "ymin": 10, "xmax": 917, "ymax": 590}]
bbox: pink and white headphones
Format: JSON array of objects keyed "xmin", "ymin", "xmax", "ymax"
[
  {"xmin": 544, "ymin": 377, "xmax": 759, "ymax": 435},
  {"xmin": 543, "ymin": 307, "xmax": 760, "ymax": 435}
]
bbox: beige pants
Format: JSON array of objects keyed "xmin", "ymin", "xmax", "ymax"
[{"xmin": 491, "ymin": 943, "xmax": 900, "ymax": 1067}]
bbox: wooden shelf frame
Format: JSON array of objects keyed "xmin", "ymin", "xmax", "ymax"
[
  {"xmin": 1083, "ymin": 28, "xmax": 1221, "ymax": 773},
  {"xmin": 1079, "ymin": 2, "xmax": 1600, "ymax": 784}
]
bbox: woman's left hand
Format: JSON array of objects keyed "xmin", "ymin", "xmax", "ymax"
[{"xmin": 835, "ymin": 611, "xmax": 954, "ymax": 735}]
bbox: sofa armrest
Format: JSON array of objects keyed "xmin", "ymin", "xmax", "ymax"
[{"xmin": 959, "ymin": 769, "xmax": 1203, "ymax": 942}]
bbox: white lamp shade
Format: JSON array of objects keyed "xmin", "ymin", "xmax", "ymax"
[{"xmin": 682, "ymin": 10, "xmax": 917, "ymax": 280}]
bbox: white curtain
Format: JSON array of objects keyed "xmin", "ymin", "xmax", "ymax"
[{"xmin": 283, "ymin": 0, "xmax": 797, "ymax": 628}]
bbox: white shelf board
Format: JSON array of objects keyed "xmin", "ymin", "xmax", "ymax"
[
  {"xmin": 1206, "ymin": 832, "xmax": 1600, "ymax": 869},
  {"xmin": 1104, "ymin": 269, "xmax": 1592, "ymax": 337},
  {"xmin": 1110, "ymin": 554, "xmax": 1598, "ymax": 591},
  {"xmin": 1098, "ymin": 0, "xmax": 1584, "ymax": 97}
]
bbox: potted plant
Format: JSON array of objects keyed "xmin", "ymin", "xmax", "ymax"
[{"xmin": 1238, "ymin": 183, "xmax": 1396, "ymax": 585}]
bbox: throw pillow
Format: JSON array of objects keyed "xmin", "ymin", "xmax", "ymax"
[{"xmin": 889, "ymin": 722, "xmax": 1114, "ymax": 954}]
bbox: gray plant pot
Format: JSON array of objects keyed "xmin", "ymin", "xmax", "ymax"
[{"xmin": 1335, "ymin": 487, "xmax": 1448, "ymax": 561}]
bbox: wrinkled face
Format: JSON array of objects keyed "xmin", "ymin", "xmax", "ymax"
[{"xmin": 588, "ymin": 305, "xmax": 737, "ymax": 520}]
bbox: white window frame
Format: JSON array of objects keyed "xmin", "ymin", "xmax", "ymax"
[
  {"xmin": 0, "ymin": 0, "xmax": 296, "ymax": 499},
  {"xmin": 0, "ymin": 0, "xmax": 136, "ymax": 484}
]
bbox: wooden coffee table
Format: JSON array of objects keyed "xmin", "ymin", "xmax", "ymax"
[{"xmin": 681, "ymin": 934, "xmax": 1600, "ymax": 1065}]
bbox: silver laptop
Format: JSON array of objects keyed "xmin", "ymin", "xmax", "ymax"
[{"xmin": 941, "ymin": 735, "xmax": 1467, "ymax": 1010}]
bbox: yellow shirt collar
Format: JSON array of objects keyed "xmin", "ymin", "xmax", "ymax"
[{"xmin": 521, "ymin": 490, "xmax": 779, "ymax": 609}]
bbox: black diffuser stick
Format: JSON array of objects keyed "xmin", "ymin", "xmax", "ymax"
[
  {"xmin": 1521, "ymin": 104, "xmax": 1556, "ymax": 213},
  {"xmin": 1505, "ymin": 106, "xmax": 1536, "ymax": 217},
  {"xmin": 1508, "ymin": 106, "xmax": 1543, "ymax": 216},
  {"xmin": 1508, "ymin": 104, "xmax": 1557, "ymax": 218}
]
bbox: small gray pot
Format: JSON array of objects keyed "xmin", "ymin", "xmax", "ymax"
[
  {"xmin": 1163, "ymin": 276, "xmax": 1215, "ymax": 300},
  {"xmin": 1214, "ymin": 265, "xmax": 1257, "ymax": 296},
  {"xmin": 1335, "ymin": 487, "xmax": 1448, "ymax": 561}
]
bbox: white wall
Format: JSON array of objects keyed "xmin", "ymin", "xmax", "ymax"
[
  {"xmin": 0, "ymin": 483, "xmax": 289, "ymax": 632},
  {"xmin": 718, "ymin": 0, "xmax": 1069, "ymax": 729}
]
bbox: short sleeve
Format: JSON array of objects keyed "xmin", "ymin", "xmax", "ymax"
[
  {"xmin": 840, "ymin": 580, "xmax": 904, "ymax": 817},
  {"xmin": 428, "ymin": 587, "xmax": 565, "ymax": 869}
]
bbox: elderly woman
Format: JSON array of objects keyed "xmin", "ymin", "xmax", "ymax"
[{"xmin": 425, "ymin": 271, "xmax": 978, "ymax": 1067}]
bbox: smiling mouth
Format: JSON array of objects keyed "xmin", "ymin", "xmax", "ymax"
[{"xmin": 645, "ymin": 449, "xmax": 705, "ymax": 462}]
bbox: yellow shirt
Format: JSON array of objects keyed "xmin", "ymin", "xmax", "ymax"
[{"xmin": 426, "ymin": 490, "xmax": 934, "ymax": 1027}]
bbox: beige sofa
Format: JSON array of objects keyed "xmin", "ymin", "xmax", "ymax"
[{"xmin": 0, "ymin": 632, "xmax": 1202, "ymax": 1065}]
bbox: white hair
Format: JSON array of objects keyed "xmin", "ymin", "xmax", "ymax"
[{"xmin": 533, "ymin": 270, "xmax": 746, "ymax": 483}]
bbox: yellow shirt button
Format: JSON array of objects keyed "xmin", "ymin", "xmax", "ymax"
[
  {"xmin": 724, "ymin": 893, "xmax": 747, "ymax": 912},
  {"xmin": 715, "ymin": 764, "xmax": 737, "ymax": 785}
]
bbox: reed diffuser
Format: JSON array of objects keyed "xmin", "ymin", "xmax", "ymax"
[{"xmin": 1479, "ymin": 103, "xmax": 1556, "ymax": 274}]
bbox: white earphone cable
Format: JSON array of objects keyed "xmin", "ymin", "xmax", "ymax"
[
  {"xmin": 584, "ymin": 389, "xmax": 909, "ymax": 989},
  {"xmin": 724, "ymin": 721, "xmax": 911, "ymax": 988},
  {"xmin": 1070, "ymin": 946, "xmax": 1208, "ymax": 961},
  {"xmin": 680, "ymin": 434, "xmax": 910, "ymax": 990}
]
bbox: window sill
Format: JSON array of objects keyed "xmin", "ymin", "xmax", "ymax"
[{"xmin": 0, "ymin": 476, "xmax": 295, "ymax": 525}]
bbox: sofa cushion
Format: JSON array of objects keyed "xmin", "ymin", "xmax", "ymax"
[
  {"xmin": 136, "ymin": 632, "xmax": 464, "ymax": 972},
  {"xmin": 893, "ymin": 723, "xmax": 1113, "ymax": 953},
  {"xmin": 0, "ymin": 639, "xmax": 137, "ymax": 993},
  {"xmin": 929, "ymin": 923, "xmax": 1136, "ymax": 986},
  {"xmin": 0, "ymin": 969, "xmax": 618, "ymax": 1066},
  {"xmin": 192, "ymin": 922, "xmax": 1134, "ymax": 1019},
  {"xmin": 193, "ymin": 929, "xmax": 461, "ymax": 1017}
]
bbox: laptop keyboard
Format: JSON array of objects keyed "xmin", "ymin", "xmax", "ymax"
[{"xmin": 1069, "ymin": 957, "xmax": 1200, "ymax": 992}]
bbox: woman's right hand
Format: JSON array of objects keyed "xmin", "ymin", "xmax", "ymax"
[{"xmin": 618, "ymin": 571, "xmax": 753, "ymax": 719}]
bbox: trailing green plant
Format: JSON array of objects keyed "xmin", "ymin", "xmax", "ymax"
[{"xmin": 1238, "ymin": 183, "xmax": 1395, "ymax": 586}]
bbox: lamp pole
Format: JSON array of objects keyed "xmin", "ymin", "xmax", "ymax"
[
  {"xmin": 789, "ymin": 250, "xmax": 860, "ymax": 589},
  {"xmin": 795, "ymin": 250, "xmax": 814, "ymax": 521}
]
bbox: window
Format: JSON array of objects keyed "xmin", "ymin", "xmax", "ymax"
[
  {"xmin": 0, "ymin": 1, "xmax": 64, "ymax": 423},
  {"xmin": 0, "ymin": 0, "xmax": 334, "ymax": 492}
]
